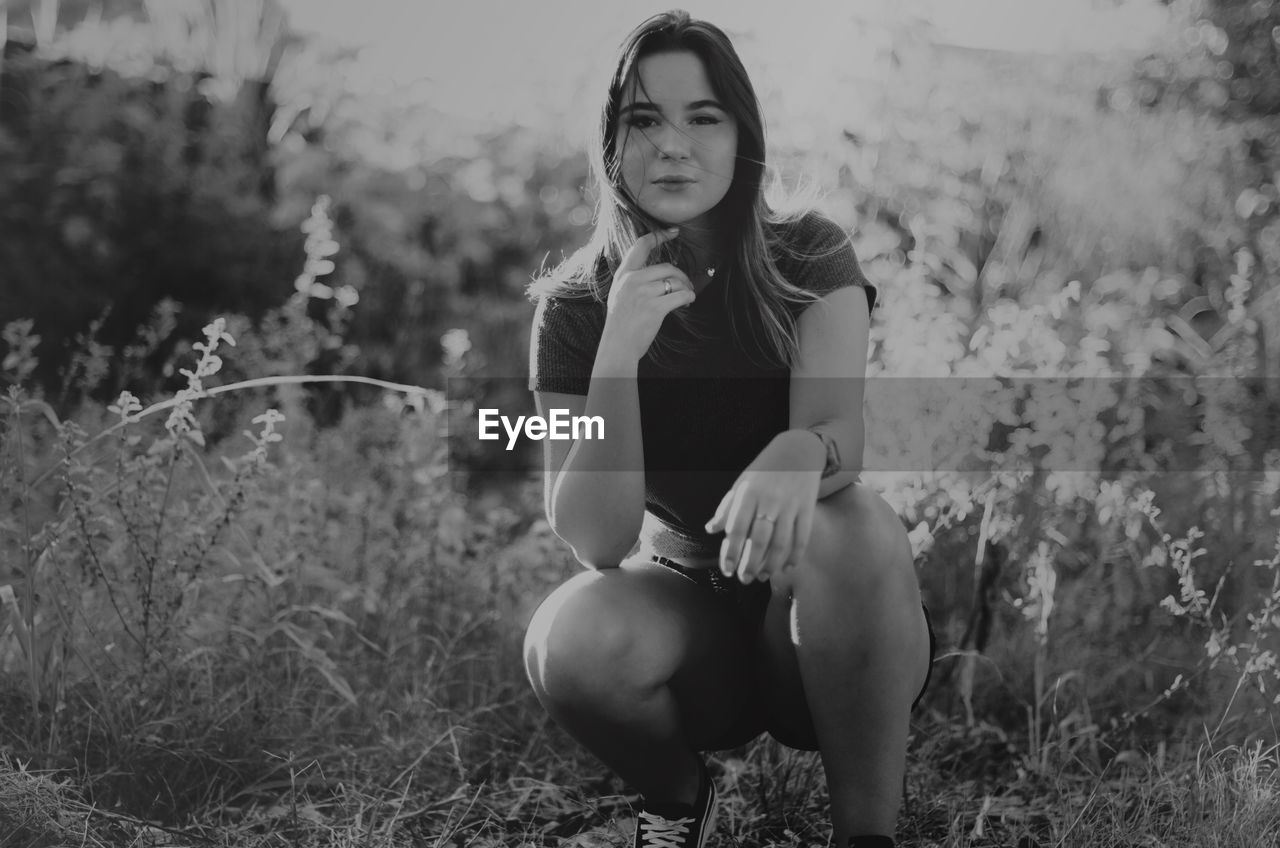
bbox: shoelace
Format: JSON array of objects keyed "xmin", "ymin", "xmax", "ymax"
[{"xmin": 637, "ymin": 810, "xmax": 695, "ymax": 848}]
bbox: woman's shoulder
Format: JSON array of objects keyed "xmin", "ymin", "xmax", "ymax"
[
  {"xmin": 533, "ymin": 290, "xmax": 604, "ymax": 322},
  {"xmin": 769, "ymin": 209, "xmax": 851, "ymax": 255},
  {"xmin": 528, "ymin": 262, "xmax": 609, "ymax": 394},
  {"xmin": 768, "ymin": 209, "xmax": 875, "ymax": 307},
  {"xmin": 527, "ymin": 248, "xmax": 610, "ymax": 306},
  {"xmin": 529, "ymin": 258, "xmax": 608, "ymax": 340}
]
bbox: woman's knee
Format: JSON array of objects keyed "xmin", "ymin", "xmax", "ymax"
[
  {"xmin": 801, "ymin": 485, "xmax": 914, "ymax": 597},
  {"xmin": 523, "ymin": 569, "xmax": 670, "ymax": 704}
]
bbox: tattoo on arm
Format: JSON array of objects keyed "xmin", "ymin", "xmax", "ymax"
[{"xmin": 807, "ymin": 427, "xmax": 842, "ymax": 479}]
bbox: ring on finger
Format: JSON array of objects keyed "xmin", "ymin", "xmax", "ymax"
[
  {"xmin": 663, "ymin": 279, "xmax": 672, "ymax": 295},
  {"xmin": 754, "ymin": 513, "xmax": 776, "ymax": 524}
]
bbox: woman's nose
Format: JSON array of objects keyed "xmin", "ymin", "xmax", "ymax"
[{"xmin": 654, "ymin": 123, "xmax": 690, "ymax": 160}]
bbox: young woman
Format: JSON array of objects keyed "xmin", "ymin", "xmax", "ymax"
[{"xmin": 524, "ymin": 11, "xmax": 933, "ymax": 848}]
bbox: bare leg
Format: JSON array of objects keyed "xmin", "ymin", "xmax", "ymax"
[
  {"xmin": 524, "ymin": 561, "xmax": 755, "ymax": 803},
  {"xmin": 758, "ymin": 485, "xmax": 930, "ymax": 843}
]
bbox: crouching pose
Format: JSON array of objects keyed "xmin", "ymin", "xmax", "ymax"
[{"xmin": 523, "ymin": 11, "xmax": 934, "ymax": 848}]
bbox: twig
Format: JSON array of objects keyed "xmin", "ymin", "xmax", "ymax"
[
  {"xmin": 30, "ymin": 374, "xmax": 435, "ymax": 490},
  {"xmin": 71, "ymin": 800, "xmax": 219, "ymax": 846},
  {"xmin": 9, "ymin": 398, "xmax": 42, "ymax": 745}
]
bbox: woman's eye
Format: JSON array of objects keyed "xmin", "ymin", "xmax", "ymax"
[
  {"xmin": 691, "ymin": 115, "xmax": 721, "ymax": 126},
  {"xmin": 626, "ymin": 116, "xmax": 658, "ymax": 129}
]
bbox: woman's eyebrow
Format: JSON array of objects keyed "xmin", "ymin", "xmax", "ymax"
[{"xmin": 619, "ymin": 99, "xmax": 726, "ymax": 116}]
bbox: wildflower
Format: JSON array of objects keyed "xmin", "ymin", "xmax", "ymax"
[
  {"xmin": 1164, "ymin": 528, "xmax": 1209, "ymax": 615},
  {"xmin": 294, "ymin": 195, "xmax": 350, "ymax": 304},
  {"xmin": 1, "ymin": 319, "xmax": 40, "ymax": 383},
  {"xmin": 241, "ymin": 408, "xmax": 286, "ymax": 467},
  {"xmin": 442, "ymin": 328, "xmax": 472, "ymax": 369},
  {"xmin": 1022, "ymin": 541, "xmax": 1057, "ymax": 643},
  {"xmin": 163, "ymin": 318, "xmax": 237, "ymax": 447},
  {"xmin": 249, "ymin": 409, "xmax": 285, "ymax": 446},
  {"xmin": 107, "ymin": 391, "xmax": 143, "ymax": 424}
]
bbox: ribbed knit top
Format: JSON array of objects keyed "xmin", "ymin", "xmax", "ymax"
[{"xmin": 528, "ymin": 211, "xmax": 875, "ymax": 559}]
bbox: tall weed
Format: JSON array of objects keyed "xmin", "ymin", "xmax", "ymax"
[{"xmin": 0, "ymin": 195, "xmax": 555, "ymax": 823}]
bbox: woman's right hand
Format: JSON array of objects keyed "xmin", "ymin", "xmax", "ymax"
[{"xmin": 600, "ymin": 228, "xmax": 697, "ymax": 363}]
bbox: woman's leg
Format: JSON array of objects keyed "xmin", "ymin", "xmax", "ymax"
[
  {"xmin": 523, "ymin": 560, "xmax": 756, "ymax": 803},
  {"xmin": 756, "ymin": 484, "xmax": 930, "ymax": 844}
]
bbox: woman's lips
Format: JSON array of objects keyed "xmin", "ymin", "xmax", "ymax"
[{"xmin": 653, "ymin": 178, "xmax": 695, "ymax": 191}]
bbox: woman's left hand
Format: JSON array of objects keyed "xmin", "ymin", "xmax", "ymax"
[{"xmin": 704, "ymin": 430, "xmax": 823, "ymax": 586}]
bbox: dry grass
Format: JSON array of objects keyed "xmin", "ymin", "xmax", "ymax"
[
  {"xmin": 3, "ymin": 719, "xmax": 1277, "ymax": 847},
  {"xmin": 899, "ymin": 719, "xmax": 1280, "ymax": 848}
]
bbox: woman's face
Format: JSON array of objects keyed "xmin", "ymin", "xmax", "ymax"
[{"xmin": 615, "ymin": 50, "xmax": 738, "ymax": 230}]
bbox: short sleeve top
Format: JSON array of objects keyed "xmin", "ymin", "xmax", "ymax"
[{"xmin": 528, "ymin": 212, "xmax": 874, "ymax": 557}]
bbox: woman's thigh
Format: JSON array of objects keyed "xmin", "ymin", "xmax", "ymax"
[{"xmin": 524, "ymin": 558, "xmax": 761, "ymax": 750}]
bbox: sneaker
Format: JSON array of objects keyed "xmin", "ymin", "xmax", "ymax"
[{"xmin": 633, "ymin": 758, "xmax": 718, "ymax": 848}]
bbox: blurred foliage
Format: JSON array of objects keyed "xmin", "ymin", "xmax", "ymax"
[
  {"xmin": 1, "ymin": 5, "xmax": 591, "ymax": 452},
  {"xmin": 841, "ymin": 1, "xmax": 1280, "ymax": 739},
  {"xmin": 1183, "ymin": 0, "xmax": 1280, "ymax": 118},
  {"xmin": 0, "ymin": 42, "xmax": 298, "ymax": 402}
]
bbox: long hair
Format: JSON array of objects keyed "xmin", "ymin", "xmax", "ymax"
[{"xmin": 529, "ymin": 9, "xmax": 828, "ymax": 369}]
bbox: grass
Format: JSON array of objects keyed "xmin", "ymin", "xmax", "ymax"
[
  {"xmin": 1, "ymin": 712, "xmax": 1277, "ymax": 847},
  {"xmin": 5, "ymin": 438, "xmax": 1274, "ymax": 848},
  {"xmin": 900, "ymin": 720, "xmax": 1280, "ymax": 848}
]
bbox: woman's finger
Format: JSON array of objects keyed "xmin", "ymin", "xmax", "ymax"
[
  {"xmin": 618, "ymin": 228, "xmax": 679, "ymax": 276},
  {"xmin": 638, "ymin": 263, "xmax": 694, "ymax": 292},
  {"xmin": 657, "ymin": 287, "xmax": 697, "ymax": 312},
  {"xmin": 759, "ymin": 511, "xmax": 795, "ymax": 579},
  {"xmin": 720, "ymin": 535, "xmax": 742, "ymax": 579},
  {"xmin": 706, "ymin": 485, "xmax": 736, "ymax": 534},
  {"xmin": 737, "ymin": 511, "xmax": 778, "ymax": 583},
  {"xmin": 719, "ymin": 491, "xmax": 754, "ymax": 576}
]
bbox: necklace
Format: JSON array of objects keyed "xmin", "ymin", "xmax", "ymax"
[{"xmin": 683, "ymin": 245, "xmax": 720, "ymax": 280}]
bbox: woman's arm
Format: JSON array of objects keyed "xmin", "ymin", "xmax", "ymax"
[
  {"xmin": 784, "ymin": 284, "xmax": 871, "ymax": 498},
  {"xmin": 705, "ymin": 285, "xmax": 871, "ymax": 581},
  {"xmin": 536, "ymin": 347, "xmax": 647, "ymax": 568},
  {"xmin": 535, "ymin": 229, "xmax": 696, "ymax": 568}
]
